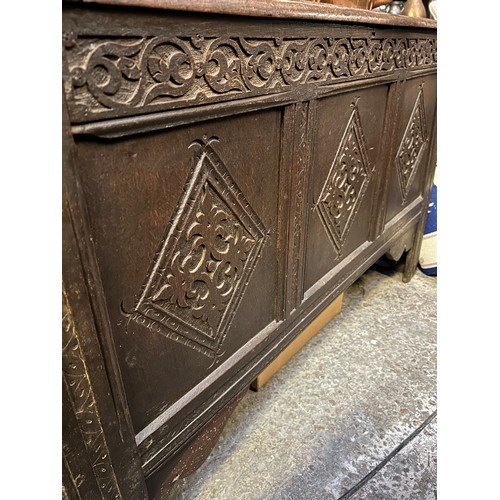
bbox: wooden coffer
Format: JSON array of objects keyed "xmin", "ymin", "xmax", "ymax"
[{"xmin": 62, "ymin": 2, "xmax": 437, "ymax": 498}]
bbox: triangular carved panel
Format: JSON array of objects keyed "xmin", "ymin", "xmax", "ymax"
[
  {"xmin": 396, "ymin": 89, "xmax": 428, "ymax": 202},
  {"xmin": 127, "ymin": 137, "xmax": 267, "ymax": 359},
  {"xmin": 317, "ymin": 105, "xmax": 372, "ymax": 253}
]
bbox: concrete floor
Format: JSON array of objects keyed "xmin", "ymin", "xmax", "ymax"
[{"xmin": 170, "ymin": 262, "xmax": 437, "ymax": 500}]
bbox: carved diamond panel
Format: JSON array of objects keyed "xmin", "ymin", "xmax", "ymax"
[
  {"xmin": 127, "ymin": 137, "xmax": 267, "ymax": 359},
  {"xmin": 396, "ymin": 88, "xmax": 428, "ymax": 202},
  {"xmin": 317, "ymin": 104, "xmax": 372, "ymax": 253}
]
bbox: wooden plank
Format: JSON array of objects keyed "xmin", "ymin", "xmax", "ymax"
[
  {"xmin": 79, "ymin": 0, "xmax": 437, "ymax": 29},
  {"xmin": 251, "ymin": 293, "xmax": 344, "ymax": 390}
]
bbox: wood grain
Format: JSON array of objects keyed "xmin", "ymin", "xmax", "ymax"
[
  {"xmin": 252, "ymin": 293, "xmax": 344, "ymax": 390},
  {"xmin": 62, "ymin": 3, "xmax": 437, "ymax": 498},
  {"xmin": 80, "ymin": 0, "xmax": 437, "ymax": 28}
]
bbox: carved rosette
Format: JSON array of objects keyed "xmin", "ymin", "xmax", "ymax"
[
  {"xmin": 396, "ymin": 88, "xmax": 428, "ymax": 202},
  {"xmin": 64, "ymin": 35, "xmax": 437, "ymax": 122},
  {"xmin": 127, "ymin": 137, "xmax": 267, "ymax": 359},
  {"xmin": 317, "ymin": 104, "xmax": 372, "ymax": 253}
]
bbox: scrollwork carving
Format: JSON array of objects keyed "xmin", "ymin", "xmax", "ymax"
[
  {"xmin": 70, "ymin": 38, "xmax": 144, "ymax": 110},
  {"xmin": 64, "ymin": 34, "xmax": 437, "ymax": 122},
  {"xmin": 205, "ymin": 38, "xmax": 246, "ymax": 93},
  {"xmin": 143, "ymin": 37, "xmax": 196, "ymax": 102},
  {"xmin": 307, "ymin": 38, "xmax": 330, "ymax": 81},
  {"xmin": 280, "ymin": 39, "xmax": 310, "ymax": 85},
  {"xmin": 330, "ymin": 38, "xmax": 352, "ymax": 77},
  {"xmin": 239, "ymin": 38, "xmax": 278, "ymax": 90}
]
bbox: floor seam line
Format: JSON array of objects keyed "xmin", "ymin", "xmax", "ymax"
[{"xmin": 337, "ymin": 409, "xmax": 437, "ymax": 500}]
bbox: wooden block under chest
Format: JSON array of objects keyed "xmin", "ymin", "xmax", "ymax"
[{"xmin": 251, "ymin": 293, "xmax": 344, "ymax": 390}]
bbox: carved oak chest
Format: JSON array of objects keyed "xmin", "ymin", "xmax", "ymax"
[{"xmin": 62, "ymin": 1, "xmax": 437, "ymax": 498}]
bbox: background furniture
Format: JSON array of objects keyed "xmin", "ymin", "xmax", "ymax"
[{"xmin": 62, "ymin": 1, "xmax": 437, "ymax": 498}]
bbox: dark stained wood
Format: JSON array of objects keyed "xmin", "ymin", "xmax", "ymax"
[
  {"xmin": 63, "ymin": 7, "xmax": 436, "ymax": 125},
  {"xmin": 304, "ymin": 85, "xmax": 389, "ymax": 293},
  {"xmin": 145, "ymin": 389, "xmax": 248, "ymax": 499},
  {"xmin": 372, "ymin": 76, "xmax": 405, "ymax": 239},
  {"xmin": 383, "ymin": 74, "xmax": 437, "ymax": 225},
  {"xmin": 62, "ymin": 2, "xmax": 437, "ymax": 498},
  {"xmin": 285, "ymin": 100, "xmax": 318, "ymax": 314},
  {"xmin": 403, "ymin": 102, "xmax": 437, "ymax": 282},
  {"xmin": 63, "ymin": 93, "xmax": 148, "ymax": 500},
  {"xmin": 75, "ymin": 110, "xmax": 280, "ymax": 434}
]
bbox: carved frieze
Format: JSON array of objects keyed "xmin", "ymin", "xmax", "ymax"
[
  {"xmin": 64, "ymin": 35, "xmax": 437, "ymax": 122},
  {"xmin": 126, "ymin": 137, "xmax": 268, "ymax": 359},
  {"xmin": 396, "ymin": 88, "xmax": 428, "ymax": 202},
  {"xmin": 317, "ymin": 102, "xmax": 372, "ymax": 253}
]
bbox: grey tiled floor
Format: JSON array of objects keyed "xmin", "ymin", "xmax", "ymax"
[{"xmin": 170, "ymin": 263, "xmax": 437, "ymax": 499}]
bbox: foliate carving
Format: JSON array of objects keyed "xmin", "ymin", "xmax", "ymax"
[
  {"xmin": 64, "ymin": 35, "xmax": 437, "ymax": 122},
  {"xmin": 290, "ymin": 101, "xmax": 312, "ymax": 307},
  {"xmin": 127, "ymin": 137, "xmax": 267, "ymax": 359},
  {"xmin": 317, "ymin": 102, "xmax": 372, "ymax": 252},
  {"xmin": 62, "ymin": 288, "xmax": 121, "ymax": 499},
  {"xmin": 396, "ymin": 88, "xmax": 428, "ymax": 202}
]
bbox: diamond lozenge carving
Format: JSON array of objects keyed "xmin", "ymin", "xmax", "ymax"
[
  {"xmin": 396, "ymin": 88, "xmax": 428, "ymax": 202},
  {"xmin": 317, "ymin": 103, "xmax": 372, "ymax": 253},
  {"xmin": 127, "ymin": 137, "xmax": 267, "ymax": 359}
]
